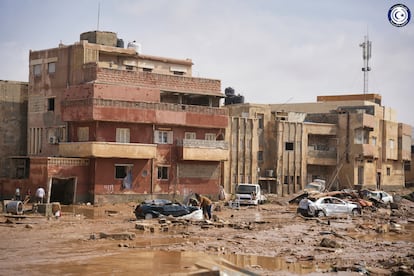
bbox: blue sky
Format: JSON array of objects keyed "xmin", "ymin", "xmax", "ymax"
[{"xmin": 1, "ymin": 0, "xmax": 413, "ymax": 127}]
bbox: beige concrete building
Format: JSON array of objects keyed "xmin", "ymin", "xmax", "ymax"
[
  {"xmin": 225, "ymin": 94, "xmax": 412, "ymax": 195},
  {"xmin": 0, "ymin": 80, "xmax": 28, "ymax": 179}
]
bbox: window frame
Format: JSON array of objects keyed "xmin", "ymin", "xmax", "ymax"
[
  {"xmin": 33, "ymin": 64, "xmax": 42, "ymax": 77},
  {"xmin": 157, "ymin": 166, "xmax": 169, "ymax": 180},
  {"xmin": 48, "ymin": 62, "xmax": 56, "ymax": 74},
  {"xmin": 285, "ymin": 142, "xmax": 294, "ymax": 151},
  {"xmin": 116, "ymin": 128, "xmax": 130, "ymax": 143},
  {"xmin": 47, "ymin": 98, "xmax": 55, "ymax": 111},
  {"xmin": 115, "ymin": 164, "xmax": 133, "ymax": 180}
]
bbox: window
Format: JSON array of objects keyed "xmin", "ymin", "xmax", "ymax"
[
  {"xmin": 115, "ymin": 164, "xmax": 133, "ymax": 179},
  {"xmin": 48, "ymin": 62, "xmax": 56, "ymax": 74},
  {"xmin": 371, "ymin": 136, "xmax": 377, "ymax": 146},
  {"xmin": 387, "ymin": 167, "xmax": 391, "ymax": 176},
  {"xmin": 258, "ymin": 151, "xmax": 263, "ymax": 162},
  {"xmin": 205, "ymin": 133, "xmax": 216, "ymax": 141},
  {"xmin": 77, "ymin": 127, "xmax": 89, "ymax": 142},
  {"xmin": 143, "ymin": 67, "xmax": 153, "ymax": 72},
  {"xmin": 173, "ymin": 71, "xmax": 185, "ymax": 76},
  {"xmin": 257, "ymin": 114, "xmax": 264, "ymax": 129},
  {"xmin": 185, "ymin": 132, "xmax": 196, "ymax": 140},
  {"xmin": 157, "ymin": 166, "xmax": 169, "ymax": 180},
  {"xmin": 47, "ymin": 98, "xmax": 55, "ymax": 111},
  {"xmin": 116, "ymin": 128, "xmax": 130, "ymax": 143},
  {"xmin": 154, "ymin": 130, "xmax": 173, "ymax": 144},
  {"xmin": 125, "ymin": 65, "xmax": 134, "ymax": 71},
  {"xmin": 389, "ymin": 139, "xmax": 395, "ymax": 149},
  {"xmin": 285, "ymin": 142, "xmax": 294, "ymax": 151},
  {"xmin": 34, "ymin": 64, "xmax": 42, "ymax": 77},
  {"xmin": 404, "ymin": 161, "xmax": 411, "ymax": 171},
  {"xmin": 354, "ymin": 129, "xmax": 369, "ymax": 144}
]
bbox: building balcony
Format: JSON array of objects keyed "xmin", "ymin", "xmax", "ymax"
[
  {"xmin": 355, "ymin": 113, "xmax": 375, "ymax": 130},
  {"xmin": 59, "ymin": 142, "xmax": 157, "ymax": 159},
  {"xmin": 353, "ymin": 143, "xmax": 378, "ymax": 158},
  {"xmin": 177, "ymin": 139, "xmax": 229, "ymax": 161},
  {"xmin": 307, "ymin": 148, "xmax": 337, "ymax": 166},
  {"xmin": 61, "ymin": 98, "xmax": 228, "ymax": 128}
]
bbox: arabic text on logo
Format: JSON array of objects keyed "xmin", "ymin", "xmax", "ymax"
[{"xmin": 388, "ymin": 4, "xmax": 411, "ymax": 27}]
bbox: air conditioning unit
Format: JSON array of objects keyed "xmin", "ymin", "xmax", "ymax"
[
  {"xmin": 49, "ymin": 136, "xmax": 58, "ymax": 144},
  {"xmin": 266, "ymin": 170, "xmax": 274, "ymax": 177}
]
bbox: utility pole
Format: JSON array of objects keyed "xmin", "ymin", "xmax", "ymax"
[{"xmin": 359, "ymin": 35, "xmax": 372, "ymax": 94}]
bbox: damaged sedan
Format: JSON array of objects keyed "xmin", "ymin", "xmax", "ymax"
[
  {"xmin": 134, "ymin": 199, "xmax": 200, "ymax": 220},
  {"xmin": 309, "ymin": 196, "xmax": 362, "ymax": 217}
]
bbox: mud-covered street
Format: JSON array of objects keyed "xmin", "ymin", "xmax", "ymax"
[{"xmin": 1, "ymin": 192, "xmax": 413, "ymax": 276}]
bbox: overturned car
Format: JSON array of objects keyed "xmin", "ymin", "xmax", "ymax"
[{"xmin": 134, "ymin": 199, "xmax": 199, "ymax": 220}]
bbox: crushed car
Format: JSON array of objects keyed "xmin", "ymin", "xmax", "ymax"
[
  {"xmin": 309, "ymin": 196, "xmax": 362, "ymax": 217},
  {"xmin": 363, "ymin": 190, "xmax": 394, "ymax": 204},
  {"xmin": 134, "ymin": 199, "xmax": 200, "ymax": 220}
]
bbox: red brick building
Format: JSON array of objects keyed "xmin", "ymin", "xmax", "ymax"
[{"xmin": 23, "ymin": 31, "xmax": 228, "ymax": 204}]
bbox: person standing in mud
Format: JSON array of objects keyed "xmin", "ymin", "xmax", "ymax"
[
  {"xmin": 195, "ymin": 193, "xmax": 212, "ymax": 220},
  {"xmin": 35, "ymin": 186, "xmax": 46, "ymax": 204}
]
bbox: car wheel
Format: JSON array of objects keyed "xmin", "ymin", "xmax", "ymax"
[
  {"xmin": 352, "ymin": 208, "xmax": 360, "ymax": 216},
  {"xmin": 144, "ymin": 213, "xmax": 154, "ymax": 220},
  {"xmin": 316, "ymin": 210, "xmax": 325, "ymax": 217}
]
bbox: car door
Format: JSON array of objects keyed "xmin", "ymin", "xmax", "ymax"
[{"xmin": 331, "ymin": 198, "xmax": 347, "ymax": 214}]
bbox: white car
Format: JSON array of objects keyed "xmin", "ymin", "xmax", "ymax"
[
  {"xmin": 367, "ymin": 191, "xmax": 394, "ymax": 204},
  {"xmin": 310, "ymin": 196, "xmax": 361, "ymax": 217}
]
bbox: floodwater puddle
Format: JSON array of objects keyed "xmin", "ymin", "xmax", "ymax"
[
  {"xmin": 31, "ymin": 250, "xmax": 330, "ymax": 275},
  {"xmin": 61, "ymin": 205, "xmax": 123, "ymax": 219},
  {"xmin": 349, "ymin": 222, "xmax": 414, "ymax": 242}
]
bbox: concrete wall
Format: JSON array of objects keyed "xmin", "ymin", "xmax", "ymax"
[{"xmin": 0, "ymin": 80, "xmax": 28, "ymax": 178}]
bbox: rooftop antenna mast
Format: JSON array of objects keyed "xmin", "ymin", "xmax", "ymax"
[
  {"xmin": 97, "ymin": 2, "xmax": 100, "ymax": 30},
  {"xmin": 359, "ymin": 35, "xmax": 372, "ymax": 94}
]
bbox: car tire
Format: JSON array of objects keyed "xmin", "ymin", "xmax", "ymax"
[
  {"xmin": 144, "ymin": 213, "xmax": 154, "ymax": 220},
  {"xmin": 352, "ymin": 208, "xmax": 360, "ymax": 216},
  {"xmin": 316, "ymin": 210, "xmax": 325, "ymax": 217}
]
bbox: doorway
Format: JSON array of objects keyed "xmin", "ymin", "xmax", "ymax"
[{"xmin": 49, "ymin": 177, "xmax": 77, "ymax": 205}]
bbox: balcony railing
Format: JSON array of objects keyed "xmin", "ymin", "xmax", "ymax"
[
  {"xmin": 177, "ymin": 139, "xmax": 229, "ymax": 161},
  {"xmin": 59, "ymin": 142, "xmax": 157, "ymax": 159},
  {"xmin": 62, "ymin": 98, "xmax": 228, "ymax": 116},
  {"xmin": 177, "ymin": 139, "xmax": 228, "ymax": 149}
]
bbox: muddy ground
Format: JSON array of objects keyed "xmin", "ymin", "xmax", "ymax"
[{"xmin": 0, "ymin": 191, "xmax": 413, "ymax": 276}]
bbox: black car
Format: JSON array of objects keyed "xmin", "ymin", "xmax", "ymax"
[{"xmin": 134, "ymin": 199, "xmax": 199, "ymax": 219}]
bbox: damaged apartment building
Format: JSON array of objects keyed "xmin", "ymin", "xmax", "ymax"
[
  {"xmin": 3, "ymin": 31, "xmax": 228, "ymax": 204},
  {"xmin": 225, "ymin": 94, "xmax": 412, "ymax": 195},
  {"xmin": 1, "ymin": 31, "xmax": 412, "ymax": 204}
]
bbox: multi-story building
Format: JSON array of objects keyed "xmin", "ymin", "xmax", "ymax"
[
  {"xmin": 0, "ymin": 80, "xmax": 29, "ymax": 200},
  {"xmin": 23, "ymin": 31, "xmax": 228, "ymax": 204},
  {"xmin": 225, "ymin": 94, "xmax": 412, "ymax": 195}
]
